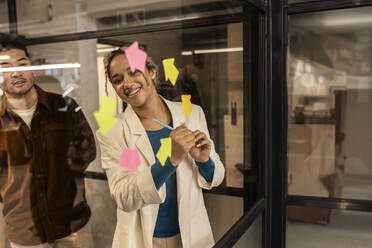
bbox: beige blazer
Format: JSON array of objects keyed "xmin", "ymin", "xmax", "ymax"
[{"xmin": 96, "ymin": 98, "xmax": 225, "ymax": 248}]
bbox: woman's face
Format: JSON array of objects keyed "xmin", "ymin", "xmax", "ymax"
[{"xmin": 109, "ymin": 53, "xmax": 156, "ymax": 108}]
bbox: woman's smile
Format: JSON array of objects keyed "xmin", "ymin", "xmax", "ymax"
[{"xmin": 125, "ymin": 87, "xmax": 142, "ymax": 98}]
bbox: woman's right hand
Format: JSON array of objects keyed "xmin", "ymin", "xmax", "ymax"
[{"xmin": 169, "ymin": 123, "xmax": 195, "ymax": 166}]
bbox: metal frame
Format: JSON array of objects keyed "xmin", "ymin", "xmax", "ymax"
[
  {"xmin": 269, "ymin": 0, "xmax": 287, "ymax": 247},
  {"xmin": 7, "ymin": 0, "xmax": 18, "ymax": 36},
  {"xmin": 285, "ymin": 0, "xmax": 372, "ymax": 14},
  {"xmin": 288, "ymin": 195, "xmax": 372, "ymax": 212},
  {"xmin": 21, "ymin": 14, "xmax": 243, "ymax": 45},
  {"xmin": 285, "ymin": 1, "xmax": 372, "ymax": 210},
  {"xmin": 276, "ymin": 1, "xmax": 372, "ymax": 248}
]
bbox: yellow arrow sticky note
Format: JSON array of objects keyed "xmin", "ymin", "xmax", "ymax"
[
  {"xmin": 181, "ymin": 95, "xmax": 192, "ymax": 118},
  {"xmin": 156, "ymin": 137, "xmax": 172, "ymax": 166},
  {"xmin": 94, "ymin": 96, "xmax": 117, "ymax": 134},
  {"xmin": 162, "ymin": 58, "xmax": 179, "ymax": 86}
]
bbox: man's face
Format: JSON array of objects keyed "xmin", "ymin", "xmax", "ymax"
[{"xmin": 0, "ymin": 49, "xmax": 35, "ymax": 97}]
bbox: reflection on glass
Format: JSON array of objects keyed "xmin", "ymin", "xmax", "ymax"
[
  {"xmin": 287, "ymin": 208, "xmax": 372, "ymax": 248},
  {"xmin": 0, "ymin": 41, "xmax": 96, "ymax": 246},
  {"xmin": 98, "ymin": 23, "xmax": 245, "ymax": 188},
  {"xmin": 0, "ymin": 19, "xmax": 247, "ymax": 246},
  {"xmin": 233, "ymin": 213, "xmax": 262, "ymax": 248},
  {"xmin": 15, "ymin": 0, "xmax": 242, "ymax": 38},
  {"xmin": 287, "ymin": 6, "xmax": 372, "ymax": 223}
]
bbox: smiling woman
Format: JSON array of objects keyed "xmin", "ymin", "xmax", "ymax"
[{"xmin": 96, "ymin": 46, "xmax": 225, "ymax": 248}]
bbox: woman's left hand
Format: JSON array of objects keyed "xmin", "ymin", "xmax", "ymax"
[{"xmin": 189, "ymin": 130, "xmax": 211, "ymax": 163}]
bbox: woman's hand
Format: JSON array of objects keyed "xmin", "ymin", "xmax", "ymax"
[
  {"xmin": 189, "ymin": 130, "xmax": 211, "ymax": 163},
  {"xmin": 169, "ymin": 123, "xmax": 195, "ymax": 166}
]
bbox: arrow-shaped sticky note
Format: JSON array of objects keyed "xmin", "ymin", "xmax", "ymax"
[
  {"xmin": 120, "ymin": 146, "xmax": 141, "ymax": 175},
  {"xmin": 181, "ymin": 95, "xmax": 192, "ymax": 118},
  {"xmin": 162, "ymin": 58, "xmax": 179, "ymax": 86},
  {"xmin": 156, "ymin": 137, "xmax": 172, "ymax": 166},
  {"xmin": 94, "ymin": 96, "xmax": 117, "ymax": 134},
  {"xmin": 125, "ymin": 41, "xmax": 147, "ymax": 72}
]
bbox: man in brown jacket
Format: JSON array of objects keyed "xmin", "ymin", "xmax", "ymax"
[{"xmin": 0, "ymin": 41, "xmax": 96, "ymax": 247}]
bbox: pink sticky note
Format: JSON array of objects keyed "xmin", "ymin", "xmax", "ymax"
[
  {"xmin": 125, "ymin": 41, "xmax": 147, "ymax": 73},
  {"xmin": 119, "ymin": 146, "xmax": 141, "ymax": 175}
]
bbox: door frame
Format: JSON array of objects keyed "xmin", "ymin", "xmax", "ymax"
[{"xmin": 271, "ymin": 0, "xmax": 372, "ymax": 247}]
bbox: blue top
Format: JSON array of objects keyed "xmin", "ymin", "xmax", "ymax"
[{"xmin": 148, "ymin": 122, "xmax": 215, "ymax": 238}]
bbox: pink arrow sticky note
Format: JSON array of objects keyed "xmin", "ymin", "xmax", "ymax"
[
  {"xmin": 125, "ymin": 41, "xmax": 147, "ymax": 73},
  {"xmin": 120, "ymin": 146, "xmax": 141, "ymax": 175}
]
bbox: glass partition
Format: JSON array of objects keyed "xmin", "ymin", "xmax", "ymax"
[
  {"xmin": 233, "ymin": 213, "xmax": 262, "ymax": 248},
  {"xmin": 288, "ymin": 6, "xmax": 372, "ymax": 202},
  {"xmin": 0, "ymin": 0, "xmax": 258, "ymax": 246},
  {"xmin": 287, "ymin": 207, "xmax": 372, "ymax": 248},
  {"xmin": 287, "ymin": 5, "xmax": 372, "ymax": 247}
]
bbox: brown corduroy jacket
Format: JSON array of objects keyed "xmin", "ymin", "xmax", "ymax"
[{"xmin": 0, "ymin": 85, "xmax": 96, "ymax": 245}]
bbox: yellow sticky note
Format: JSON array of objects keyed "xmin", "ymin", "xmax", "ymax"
[
  {"xmin": 162, "ymin": 58, "xmax": 179, "ymax": 86},
  {"xmin": 181, "ymin": 95, "xmax": 192, "ymax": 118},
  {"xmin": 94, "ymin": 96, "xmax": 117, "ymax": 134},
  {"xmin": 156, "ymin": 137, "xmax": 172, "ymax": 166}
]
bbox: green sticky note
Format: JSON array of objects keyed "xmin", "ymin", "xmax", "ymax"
[
  {"xmin": 156, "ymin": 137, "xmax": 172, "ymax": 166},
  {"xmin": 94, "ymin": 96, "xmax": 117, "ymax": 134}
]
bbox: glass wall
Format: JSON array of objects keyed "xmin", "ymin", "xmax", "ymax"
[
  {"xmin": 0, "ymin": 0, "xmax": 258, "ymax": 247},
  {"xmin": 233, "ymin": 213, "xmax": 262, "ymax": 248},
  {"xmin": 287, "ymin": 207, "xmax": 372, "ymax": 248},
  {"xmin": 15, "ymin": 0, "xmax": 242, "ymax": 38},
  {"xmin": 287, "ymin": 5, "xmax": 372, "ymax": 247}
]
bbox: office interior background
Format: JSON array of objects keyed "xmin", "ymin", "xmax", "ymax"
[{"xmin": 0, "ymin": 0, "xmax": 372, "ymax": 247}]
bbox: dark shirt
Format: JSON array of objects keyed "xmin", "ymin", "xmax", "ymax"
[
  {"xmin": 0, "ymin": 85, "xmax": 96, "ymax": 245},
  {"xmin": 147, "ymin": 125, "xmax": 180, "ymax": 238}
]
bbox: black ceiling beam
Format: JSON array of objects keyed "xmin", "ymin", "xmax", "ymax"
[
  {"xmin": 286, "ymin": 0, "xmax": 372, "ymax": 15},
  {"xmin": 22, "ymin": 13, "xmax": 243, "ymax": 46},
  {"xmin": 288, "ymin": 195, "xmax": 372, "ymax": 212},
  {"xmin": 7, "ymin": 0, "xmax": 18, "ymax": 36}
]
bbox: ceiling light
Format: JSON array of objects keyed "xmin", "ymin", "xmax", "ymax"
[
  {"xmin": 181, "ymin": 51, "xmax": 193, "ymax": 56},
  {"xmin": 181, "ymin": 47, "xmax": 243, "ymax": 55},
  {"xmin": 0, "ymin": 63, "xmax": 81, "ymax": 73},
  {"xmin": 97, "ymin": 47, "xmax": 120, "ymax": 54}
]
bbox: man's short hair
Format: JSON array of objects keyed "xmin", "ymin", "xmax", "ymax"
[{"xmin": 0, "ymin": 41, "xmax": 30, "ymax": 58}]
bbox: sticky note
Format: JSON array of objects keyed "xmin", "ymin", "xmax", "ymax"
[
  {"xmin": 162, "ymin": 58, "xmax": 179, "ymax": 86},
  {"xmin": 156, "ymin": 137, "xmax": 172, "ymax": 166},
  {"xmin": 120, "ymin": 146, "xmax": 141, "ymax": 175},
  {"xmin": 94, "ymin": 96, "xmax": 117, "ymax": 134},
  {"xmin": 125, "ymin": 41, "xmax": 147, "ymax": 72},
  {"xmin": 181, "ymin": 95, "xmax": 192, "ymax": 118}
]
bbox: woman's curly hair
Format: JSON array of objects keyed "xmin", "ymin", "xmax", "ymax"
[{"xmin": 103, "ymin": 46, "xmax": 159, "ymax": 96}]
